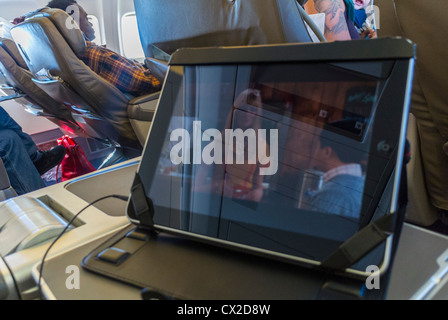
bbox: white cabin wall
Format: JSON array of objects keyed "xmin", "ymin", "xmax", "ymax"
[{"xmin": 0, "ymin": 0, "xmax": 40, "ymax": 20}]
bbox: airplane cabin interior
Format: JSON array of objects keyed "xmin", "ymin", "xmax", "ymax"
[{"xmin": 0, "ymin": 0, "xmax": 447, "ymax": 303}]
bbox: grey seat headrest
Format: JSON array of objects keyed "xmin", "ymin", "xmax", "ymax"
[
  {"xmin": 24, "ymin": 7, "xmax": 87, "ymax": 58},
  {"xmin": 134, "ymin": 0, "xmax": 313, "ymax": 59}
]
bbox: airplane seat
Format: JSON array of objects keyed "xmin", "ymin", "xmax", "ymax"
[
  {"xmin": 0, "ymin": 37, "xmax": 88, "ymax": 138},
  {"xmin": 375, "ymin": 0, "xmax": 439, "ymax": 226},
  {"xmin": 0, "ymin": 158, "xmax": 17, "ymax": 202},
  {"xmin": 10, "ymin": 8, "xmax": 158, "ymax": 152},
  {"xmin": 134, "ymin": 0, "xmax": 318, "ymax": 73},
  {"xmin": 133, "ymin": 0, "xmax": 319, "ymax": 148}
]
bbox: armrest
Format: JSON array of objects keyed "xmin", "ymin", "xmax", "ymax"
[
  {"xmin": 128, "ymin": 91, "xmax": 160, "ymax": 105},
  {"xmin": 127, "ymin": 92, "xmax": 160, "ymax": 122}
]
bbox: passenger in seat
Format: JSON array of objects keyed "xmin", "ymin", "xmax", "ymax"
[
  {"xmin": 352, "ymin": 0, "xmax": 377, "ymax": 39},
  {"xmin": 304, "ymin": 122, "xmax": 366, "ymax": 219},
  {"xmin": 0, "ymin": 106, "xmax": 66, "ymax": 195},
  {"xmin": 46, "ymin": 0, "xmax": 162, "ymax": 97},
  {"xmin": 304, "ymin": 0, "xmax": 360, "ymax": 40}
]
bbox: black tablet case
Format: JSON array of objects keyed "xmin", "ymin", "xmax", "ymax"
[{"xmin": 82, "ymin": 38, "xmax": 415, "ymax": 300}]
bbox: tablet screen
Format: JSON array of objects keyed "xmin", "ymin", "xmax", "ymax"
[{"xmin": 134, "ymin": 57, "xmax": 405, "ymax": 274}]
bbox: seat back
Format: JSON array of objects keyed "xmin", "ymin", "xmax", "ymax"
[
  {"xmin": 11, "ymin": 8, "xmax": 139, "ymax": 146},
  {"xmin": 0, "ymin": 37, "xmax": 88, "ymax": 137},
  {"xmin": 375, "ymin": 0, "xmax": 442, "ymax": 226},
  {"xmin": 134, "ymin": 0, "xmax": 314, "ymax": 60},
  {"xmin": 405, "ymin": 113, "xmax": 437, "ymax": 226}
]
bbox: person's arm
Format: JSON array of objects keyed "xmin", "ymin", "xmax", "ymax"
[
  {"xmin": 305, "ymin": 0, "xmax": 351, "ymax": 41},
  {"xmin": 360, "ymin": 28, "xmax": 377, "ymax": 39},
  {"xmin": 100, "ymin": 53, "xmax": 162, "ymax": 96}
]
